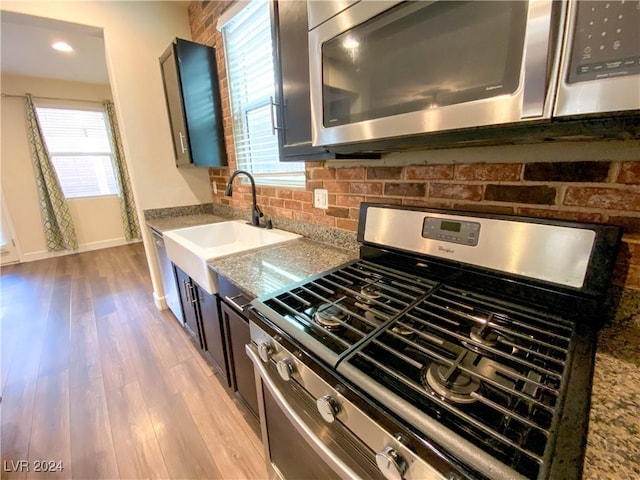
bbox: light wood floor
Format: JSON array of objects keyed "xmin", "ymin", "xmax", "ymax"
[{"xmin": 0, "ymin": 243, "xmax": 267, "ymax": 479}]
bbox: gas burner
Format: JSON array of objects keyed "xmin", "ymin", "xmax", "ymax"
[
  {"xmin": 391, "ymin": 322, "xmax": 414, "ymax": 336},
  {"xmin": 314, "ymin": 303, "xmax": 348, "ymax": 330},
  {"xmin": 424, "ymin": 363, "xmax": 480, "ymax": 405},
  {"xmin": 357, "ymin": 284, "xmax": 385, "ymax": 304},
  {"xmin": 469, "ymin": 326, "xmax": 499, "ymax": 347}
]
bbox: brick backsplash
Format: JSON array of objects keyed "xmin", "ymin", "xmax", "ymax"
[
  {"xmin": 189, "ymin": 1, "xmax": 640, "ymax": 290},
  {"xmin": 214, "ymin": 162, "xmax": 640, "ymax": 236},
  {"xmin": 524, "ymin": 161, "xmax": 611, "ymax": 182}
]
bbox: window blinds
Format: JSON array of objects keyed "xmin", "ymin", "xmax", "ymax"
[
  {"xmin": 222, "ymin": 0, "xmax": 304, "ymax": 187},
  {"xmin": 36, "ymin": 107, "xmax": 119, "ymax": 199}
]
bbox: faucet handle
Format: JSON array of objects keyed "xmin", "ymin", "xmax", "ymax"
[{"xmin": 265, "ymin": 219, "xmax": 273, "ymax": 229}]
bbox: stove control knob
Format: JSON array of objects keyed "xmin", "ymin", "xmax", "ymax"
[
  {"xmin": 257, "ymin": 342, "xmax": 273, "ymax": 363},
  {"xmin": 276, "ymin": 359, "xmax": 295, "ymax": 381},
  {"xmin": 316, "ymin": 395, "xmax": 339, "ymax": 423},
  {"xmin": 376, "ymin": 446, "xmax": 407, "ymax": 480}
]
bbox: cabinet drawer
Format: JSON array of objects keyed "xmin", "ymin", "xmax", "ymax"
[{"xmin": 218, "ymin": 275, "xmax": 254, "ymax": 313}]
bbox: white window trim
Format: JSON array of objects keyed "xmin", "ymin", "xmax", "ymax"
[{"xmin": 217, "ymin": 1, "xmax": 251, "ymax": 31}]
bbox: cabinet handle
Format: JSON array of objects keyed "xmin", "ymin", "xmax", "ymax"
[
  {"xmin": 225, "ymin": 294, "xmax": 251, "ymax": 312},
  {"xmin": 183, "ymin": 279, "xmax": 192, "ymax": 303},
  {"xmin": 189, "ymin": 283, "xmax": 197, "ymax": 304},
  {"xmin": 178, "ymin": 131, "xmax": 187, "ymax": 153},
  {"xmin": 269, "ymin": 96, "xmax": 282, "ymax": 136}
]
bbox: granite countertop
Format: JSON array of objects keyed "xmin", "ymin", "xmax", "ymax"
[
  {"xmin": 583, "ymin": 309, "xmax": 640, "ymax": 480},
  {"xmin": 146, "ymin": 213, "xmax": 228, "ymax": 233},
  {"xmin": 208, "ymin": 238, "xmax": 357, "ymax": 298},
  {"xmin": 145, "ymin": 211, "xmax": 358, "ymax": 297},
  {"xmin": 146, "ymin": 211, "xmax": 639, "ymax": 479}
]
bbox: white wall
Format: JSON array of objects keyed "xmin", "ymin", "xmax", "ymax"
[
  {"xmin": 1, "ymin": 75, "xmax": 128, "ymax": 260},
  {"xmin": 1, "ymin": 1, "xmax": 212, "ymax": 210},
  {"xmin": 1, "ymin": 1, "xmax": 212, "ymax": 305}
]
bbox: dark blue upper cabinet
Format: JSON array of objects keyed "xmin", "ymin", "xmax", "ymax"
[{"xmin": 160, "ymin": 38, "xmax": 227, "ymax": 168}]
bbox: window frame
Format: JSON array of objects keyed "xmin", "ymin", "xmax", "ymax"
[
  {"xmin": 34, "ymin": 102, "xmax": 121, "ymax": 200},
  {"xmin": 220, "ymin": 0, "xmax": 305, "ymax": 189}
]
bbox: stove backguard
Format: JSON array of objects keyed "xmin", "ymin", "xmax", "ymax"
[{"xmin": 357, "ymin": 203, "xmax": 622, "ymax": 323}]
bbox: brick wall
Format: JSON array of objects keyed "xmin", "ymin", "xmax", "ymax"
[{"xmin": 188, "ymin": 1, "xmax": 639, "ymax": 291}]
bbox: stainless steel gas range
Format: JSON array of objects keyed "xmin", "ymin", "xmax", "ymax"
[{"xmin": 246, "ymin": 204, "xmax": 621, "ymax": 480}]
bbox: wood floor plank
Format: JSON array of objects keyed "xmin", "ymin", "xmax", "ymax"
[
  {"xmin": 70, "ymin": 253, "xmax": 93, "ymax": 317},
  {"xmin": 1, "ymin": 260, "xmax": 55, "ymax": 390},
  {"xmin": 68, "ymin": 311, "xmax": 102, "ymax": 392},
  {"xmin": 0, "ymin": 379, "xmax": 38, "ymax": 480},
  {"xmin": 27, "ymin": 372, "xmax": 71, "ymax": 480},
  {"xmin": 69, "ymin": 377, "xmax": 119, "ymax": 480},
  {"xmin": 89, "ymin": 276, "xmax": 116, "ymax": 318},
  {"xmin": 118, "ymin": 309, "xmax": 180, "ymax": 409},
  {"xmin": 138, "ymin": 306, "xmax": 193, "ymax": 373},
  {"xmin": 95, "ymin": 312, "xmax": 138, "ymax": 393},
  {"xmin": 171, "ymin": 357, "xmax": 267, "ymax": 480},
  {"xmin": 37, "ymin": 275, "xmax": 71, "ymax": 379},
  {"xmin": 105, "ymin": 381, "xmax": 170, "ymax": 479},
  {"xmin": 148, "ymin": 392, "xmax": 221, "ymax": 479},
  {"xmin": 1, "ymin": 243, "xmax": 267, "ymax": 480}
]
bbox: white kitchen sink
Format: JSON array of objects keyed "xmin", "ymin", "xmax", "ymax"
[{"xmin": 163, "ymin": 220, "xmax": 301, "ymax": 294}]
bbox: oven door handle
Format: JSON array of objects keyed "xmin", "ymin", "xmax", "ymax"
[{"xmin": 246, "ymin": 345, "xmax": 363, "ymax": 480}]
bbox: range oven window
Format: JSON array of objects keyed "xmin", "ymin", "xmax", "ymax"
[
  {"xmin": 321, "ymin": 1, "xmax": 527, "ymax": 126},
  {"xmin": 257, "ymin": 362, "xmax": 382, "ymax": 480}
]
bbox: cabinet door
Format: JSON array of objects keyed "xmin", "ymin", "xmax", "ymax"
[
  {"xmin": 159, "ymin": 43, "xmax": 190, "ymax": 166},
  {"xmin": 197, "ymin": 285, "xmax": 230, "ymax": 386},
  {"xmin": 174, "ymin": 267, "xmax": 203, "ymax": 348},
  {"xmin": 272, "ymin": 0, "xmax": 330, "ymax": 161},
  {"xmin": 271, "ymin": 3, "xmax": 379, "ymax": 162},
  {"xmin": 175, "ymin": 39, "xmax": 227, "ymax": 167},
  {"xmin": 221, "ymin": 301, "xmax": 259, "ymax": 417},
  {"xmin": 159, "ymin": 38, "xmax": 227, "ymax": 167}
]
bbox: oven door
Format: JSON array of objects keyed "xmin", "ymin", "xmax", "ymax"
[
  {"xmin": 308, "ymin": 0, "xmax": 560, "ymax": 148},
  {"xmin": 246, "ymin": 345, "xmax": 383, "ymax": 480}
]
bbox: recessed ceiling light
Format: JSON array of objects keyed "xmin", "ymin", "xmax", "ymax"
[{"xmin": 52, "ymin": 41, "xmax": 73, "ymax": 52}]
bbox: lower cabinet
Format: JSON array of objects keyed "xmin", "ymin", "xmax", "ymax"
[
  {"xmin": 173, "ymin": 266, "xmax": 258, "ymax": 419},
  {"xmin": 175, "ymin": 266, "xmax": 230, "ymax": 386},
  {"xmin": 219, "ymin": 276, "xmax": 259, "ymax": 418},
  {"xmin": 220, "ymin": 300, "xmax": 259, "ymax": 417}
]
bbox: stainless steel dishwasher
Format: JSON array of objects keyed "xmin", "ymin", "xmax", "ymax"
[{"xmin": 150, "ymin": 228, "xmax": 184, "ymax": 324}]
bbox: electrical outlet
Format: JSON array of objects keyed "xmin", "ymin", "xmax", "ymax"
[
  {"xmin": 313, "ymin": 189, "xmax": 329, "ymax": 209},
  {"xmin": 212, "ymin": 182, "xmax": 218, "ymax": 194}
]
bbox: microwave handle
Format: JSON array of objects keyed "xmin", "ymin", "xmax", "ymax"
[{"xmin": 521, "ymin": 0, "xmax": 557, "ymax": 119}]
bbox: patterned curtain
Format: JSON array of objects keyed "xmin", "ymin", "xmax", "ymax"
[
  {"xmin": 25, "ymin": 94, "xmax": 78, "ymax": 252},
  {"xmin": 104, "ymin": 100, "xmax": 141, "ymax": 240}
]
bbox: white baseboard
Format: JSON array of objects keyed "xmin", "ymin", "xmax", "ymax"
[
  {"xmin": 20, "ymin": 238, "xmax": 142, "ymax": 263},
  {"xmin": 153, "ymin": 291, "xmax": 168, "ymax": 311}
]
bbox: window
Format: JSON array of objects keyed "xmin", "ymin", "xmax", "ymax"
[
  {"xmin": 222, "ymin": 0, "xmax": 305, "ymax": 187},
  {"xmin": 35, "ymin": 106, "xmax": 119, "ymax": 199}
]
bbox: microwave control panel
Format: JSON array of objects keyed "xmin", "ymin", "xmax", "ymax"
[
  {"xmin": 422, "ymin": 217, "xmax": 480, "ymax": 246},
  {"xmin": 568, "ymin": 0, "xmax": 640, "ymax": 83}
]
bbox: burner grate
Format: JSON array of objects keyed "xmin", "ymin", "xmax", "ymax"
[
  {"xmin": 262, "ymin": 260, "xmax": 436, "ymax": 357},
  {"xmin": 340, "ymin": 284, "xmax": 574, "ymax": 480}
]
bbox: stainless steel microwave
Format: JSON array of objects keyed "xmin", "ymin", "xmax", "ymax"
[{"xmin": 308, "ymin": 0, "xmax": 640, "ymax": 149}]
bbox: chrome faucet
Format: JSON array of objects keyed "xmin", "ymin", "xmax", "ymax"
[{"xmin": 225, "ymin": 170, "xmax": 271, "ymax": 228}]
